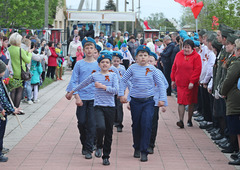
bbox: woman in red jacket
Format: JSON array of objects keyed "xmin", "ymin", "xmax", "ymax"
[
  {"xmin": 171, "ymin": 39, "xmax": 202, "ymax": 128},
  {"xmin": 46, "ymin": 42, "xmax": 58, "ymax": 79}
]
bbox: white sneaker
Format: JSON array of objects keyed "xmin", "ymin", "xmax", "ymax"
[
  {"xmin": 33, "ymin": 99, "xmax": 40, "ymax": 103},
  {"xmin": 27, "ymin": 100, "xmax": 33, "ymax": 105}
]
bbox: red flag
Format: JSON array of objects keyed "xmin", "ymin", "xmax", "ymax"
[
  {"xmin": 191, "ymin": 1, "xmax": 204, "ymax": 19},
  {"xmin": 143, "ymin": 21, "xmax": 151, "ymax": 30},
  {"xmin": 42, "ymin": 30, "xmax": 46, "ymax": 35},
  {"xmin": 174, "ymin": 0, "xmax": 196, "ymax": 7},
  {"xmin": 9, "ymin": 29, "xmax": 12, "ymax": 33},
  {"xmin": 212, "ymin": 16, "xmax": 219, "ymax": 30},
  {"xmin": 26, "ymin": 29, "xmax": 29, "ymax": 35}
]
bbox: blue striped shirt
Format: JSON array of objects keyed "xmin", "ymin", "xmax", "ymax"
[
  {"xmin": 73, "ymin": 72, "xmax": 119, "ymax": 107},
  {"xmin": 119, "ymin": 63, "xmax": 166, "ymax": 101},
  {"xmin": 117, "ymin": 65, "xmax": 126, "ymax": 77},
  {"xmin": 153, "ymin": 69, "xmax": 168, "ymax": 106},
  {"xmin": 66, "ymin": 60, "xmax": 99, "ymax": 100}
]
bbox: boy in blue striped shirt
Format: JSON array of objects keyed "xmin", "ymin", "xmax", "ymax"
[
  {"xmin": 112, "ymin": 51, "xmax": 126, "ymax": 132},
  {"xmin": 68, "ymin": 54, "xmax": 118, "ymax": 166},
  {"xmin": 119, "ymin": 45, "xmax": 166, "ymax": 162},
  {"xmin": 148, "ymin": 52, "xmax": 168, "ymax": 154},
  {"xmin": 65, "ymin": 37, "xmax": 99, "ymax": 159}
]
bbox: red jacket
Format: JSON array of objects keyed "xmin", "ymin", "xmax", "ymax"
[
  {"xmin": 48, "ymin": 47, "xmax": 58, "ymax": 67},
  {"xmin": 171, "ymin": 49, "xmax": 202, "ymax": 87}
]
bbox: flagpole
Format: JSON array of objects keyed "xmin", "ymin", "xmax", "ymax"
[{"xmin": 196, "ymin": 18, "xmax": 198, "ymax": 33}]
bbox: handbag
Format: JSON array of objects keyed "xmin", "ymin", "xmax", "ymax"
[{"xmin": 19, "ymin": 48, "xmax": 32, "ymax": 81}]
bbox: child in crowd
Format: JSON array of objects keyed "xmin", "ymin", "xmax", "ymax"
[
  {"xmin": 65, "ymin": 37, "xmax": 99, "ymax": 160},
  {"xmin": 0, "ymin": 60, "xmax": 20, "ymax": 162},
  {"xmin": 76, "ymin": 46, "xmax": 84, "ymax": 61},
  {"xmin": 30, "ymin": 59, "xmax": 43, "ymax": 103},
  {"xmin": 119, "ymin": 45, "xmax": 166, "ymax": 162},
  {"xmin": 147, "ymin": 52, "xmax": 168, "ymax": 154},
  {"xmin": 112, "ymin": 51, "xmax": 126, "ymax": 132},
  {"xmin": 120, "ymin": 43, "xmax": 134, "ymax": 69},
  {"xmin": 68, "ymin": 54, "xmax": 118, "ymax": 166},
  {"xmin": 114, "ymin": 45, "xmax": 119, "ymax": 51},
  {"xmin": 55, "ymin": 42, "xmax": 64, "ymax": 80},
  {"xmin": 93, "ymin": 45, "xmax": 102, "ymax": 60},
  {"xmin": 106, "ymin": 43, "xmax": 113, "ymax": 52}
]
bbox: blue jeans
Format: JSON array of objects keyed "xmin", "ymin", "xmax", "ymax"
[
  {"xmin": 76, "ymin": 100, "xmax": 95, "ymax": 153},
  {"xmin": 23, "ymin": 80, "xmax": 32, "ymax": 101},
  {"xmin": 130, "ymin": 97, "xmax": 154, "ymax": 154}
]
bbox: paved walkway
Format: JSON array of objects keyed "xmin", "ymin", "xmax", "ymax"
[{"xmin": 1, "ymin": 71, "xmax": 239, "ymax": 170}]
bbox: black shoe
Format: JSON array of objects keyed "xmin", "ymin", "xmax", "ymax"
[
  {"xmin": 230, "ymin": 152, "xmax": 240, "ymax": 160},
  {"xmin": 147, "ymin": 147, "xmax": 154, "ymax": 154},
  {"xmin": 187, "ymin": 120, "xmax": 193, "ymax": 127},
  {"xmin": 208, "ymin": 128, "xmax": 219, "ymax": 134},
  {"xmin": 82, "ymin": 148, "xmax": 87, "ymax": 155},
  {"xmin": 85, "ymin": 152, "xmax": 92, "ymax": 159},
  {"xmin": 194, "ymin": 116, "xmax": 204, "ymax": 122},
  {"xmin": 199, "ymin": 122, "xmax": 213, "ymax": 129},
  {"xmin": 2, "ymin": 148, "xmax": 9, "ymax": 154},
  {"xmin": 176, "ymin": 120, "xmax": 184, "ymax": 128},
  {"xmin": 0, "ymin": 155, "xmax": 8, "ymax": 162},
  {"xmin": 228, "ymin": 158, "xmax": 240, "ymax": 165},
  {"xmin": 217, "ymin": 140, "xmax": 228, "ymax": 147},
  {"xmin": 133, "ymin": 149, "xmax": 140, "ymax": 158},
  {"xmin": 210, "ymin": 129, "xmax": 220, "ymax": 136},
  {"xmin": 103, "ymin": 158, "xmax": 110, "ymax": 165},
  {"xmin": 95, "ymin": 148, "xmax": 102, "ymax": 158},
  {"xmin": 211, "ymin": 134, "xmax": 223, "ymax": 140},
  {"xmin": 117, "ymin": 126, "xmax": 122, "ymax": 132},
  {"xmin": 222, "ymin": 147, "xmax": 238, "ymax": 153},
  {"xmin": 219, "ymin": 142, "xmax": 231, "ymax": 149},
  {"xmin": 92, "ymin": 145, "xmax": 97, "ymax": 151},
  {"xmin": 193, "ymin": 112, "xmax": 201, "ymax": 117},
  {"xmin": 206, "ymin": 126, "xmax": 214, "ymax": 132},
  {"xmin": 140, "ymin": 152, "xmax": 148, "ymax": 162},
  {"xmin": 214, "ymin": 137, "xmax": 228, "ymax": 145}
]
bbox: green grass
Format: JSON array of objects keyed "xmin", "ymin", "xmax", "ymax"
[{"xmin": 40, "ymin": 77, "xmax": 54, "ymax": 89}]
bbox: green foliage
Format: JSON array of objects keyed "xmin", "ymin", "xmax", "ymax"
[
  {"xmin": 144, "ymin": 13, "xmax": 177, "ymax": 31},
  {"xmin": 105, "ymin": 0, "xmax": 116, "ymax": 11},
  {"xmin": 39, "ymin": 77, "xmax": 54, "ymax": 89},
  {"xmin": 180, "ymin": 0, "xmax": 240, "ymax": 30},
  {"xmin": 0, "ymin": 0, "xmax": 63, "ymax": 29}
]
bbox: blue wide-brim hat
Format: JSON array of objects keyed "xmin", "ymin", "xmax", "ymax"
[
  {"xmin": 135, "ymin": 45, "xmax": 151, "ymax": 56},
  {"xmin": 100, "ymin": 50, "xmax": 113, "ymax": 56},
  {"xmin": 82, "ymin": 37, "xmax": 96, "ymax": 47},
  {"xmin": 96, "ymin": 44, "xmax": 102, "ymax": 52},
  {"xmin": 106, "ymin": 43, "xmax": 113, "ymax": 48},
  {"xmin": 97, "ymin": 54, "xmax": 112, "ymax": 63},
  {"xmin": 149, "ymin": 52, "xmax": 158, "ymax": 60},
  {"xmin": 112, "ymin": 51, "xmax": 123, "ymax": 60},
  {"xmin": 121, "ymin": 43, "xmax": 127, "ymax": 48}
]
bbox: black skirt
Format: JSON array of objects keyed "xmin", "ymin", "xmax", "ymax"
[{"xmin": 227, "ymin": 114, "xmax": 240, "ymax": 135}]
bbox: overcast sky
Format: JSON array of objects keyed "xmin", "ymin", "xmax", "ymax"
[{"xmin": 66, "ymin": 0, "xmax": 183, "ymax": 21}]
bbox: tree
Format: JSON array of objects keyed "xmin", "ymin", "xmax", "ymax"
[
  {"xmin": 105, "ymin": 0, "xmax": 116, "ymax": 11},
  {"xmin": 143, "ymin": 12, "xmax": 177, "ymax": 32},
  {"xmin": 0, "ymin": 0, "xmax": 63, "ymax": 29},
  {"xmin": 180, "ymin": 0, "xmax": 240, "ymax": 30}
]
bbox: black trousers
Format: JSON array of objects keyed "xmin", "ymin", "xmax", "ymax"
[
  {"xmin": 94, "ymin": 106, "xmax": 115, "ymax": 159},
  {"xmin": 0, "ymin": 116, "xmax": 7, "ymax": 155},
  {"xmin": 10, "ymin": 86, "xmax": 23, "ymax": 108},
  {"xmin": 76, "ymin": 100, "xmax": 95, "ymax": 153},
  {"xmin": 41, "ymin": 71, "xmax": 46, "ymax": 82},
  {"xmin": 71, "ymin": 57, "xmax": 77, "ymax": 70},
  {"xmin": 149, "ymin": 106, "xmax": 159, "ymax": 149},
  {"xmin": 46, "ymin": 66, "xmax": 56, "ymax": 79},
  {"xmin": 162, "ymin": 59, "xmax": 172, "ymax": 96},
  {"xmin": 122, "ymin": 60, "xmax": 130, "ymax": 70},
  {"xmin": 200, "ymin": 86, "xmax": 212, "ymax": 122},
  {"xmin": 114, "ymin": 95, "xmax": 124, "ymax": 128}
]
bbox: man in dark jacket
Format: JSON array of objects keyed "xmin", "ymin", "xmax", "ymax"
[
  {"xmin": 79, "ymin": 24, "xmax": 87, "ymax": 41},
  {"xmin": 127, "ymin": 36, "xmax": 140, "ymax": 60},
  {"xmin": 160, "ymin": 35, "xmax": 175, "ymax": 96},
  {"xmin": 85, "ymin": 24, "xmax": 94, "ymax": 39},
  {"xmin": 108, "ymin": 31, "xmax": 116, "ymax": 46}
]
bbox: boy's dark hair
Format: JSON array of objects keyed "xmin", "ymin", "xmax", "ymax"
[
  {"xmin": 41, "ymin": 38, "xmax": 46, "ymax": 44},
  {"xmin": 84, "ymin": 42, "xmax": 95, "ymax": 48},
  {"xmin": 136, "ymin": 50, "xmax": 149, "ymax": 55},
  {"xmin": 48, "ymin": 41, "xmax": 54, "ymax": 47},
  {"xmin": 56, "ymin": 42, "xmax": 61, "ymax": 46},
  {"xmin": 183, "ymin": 39, "xmax": 195, "ymax": 49},
  {"xmin": 176, "ymin": 36, "xmax": 180, "ymax": 43}
]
